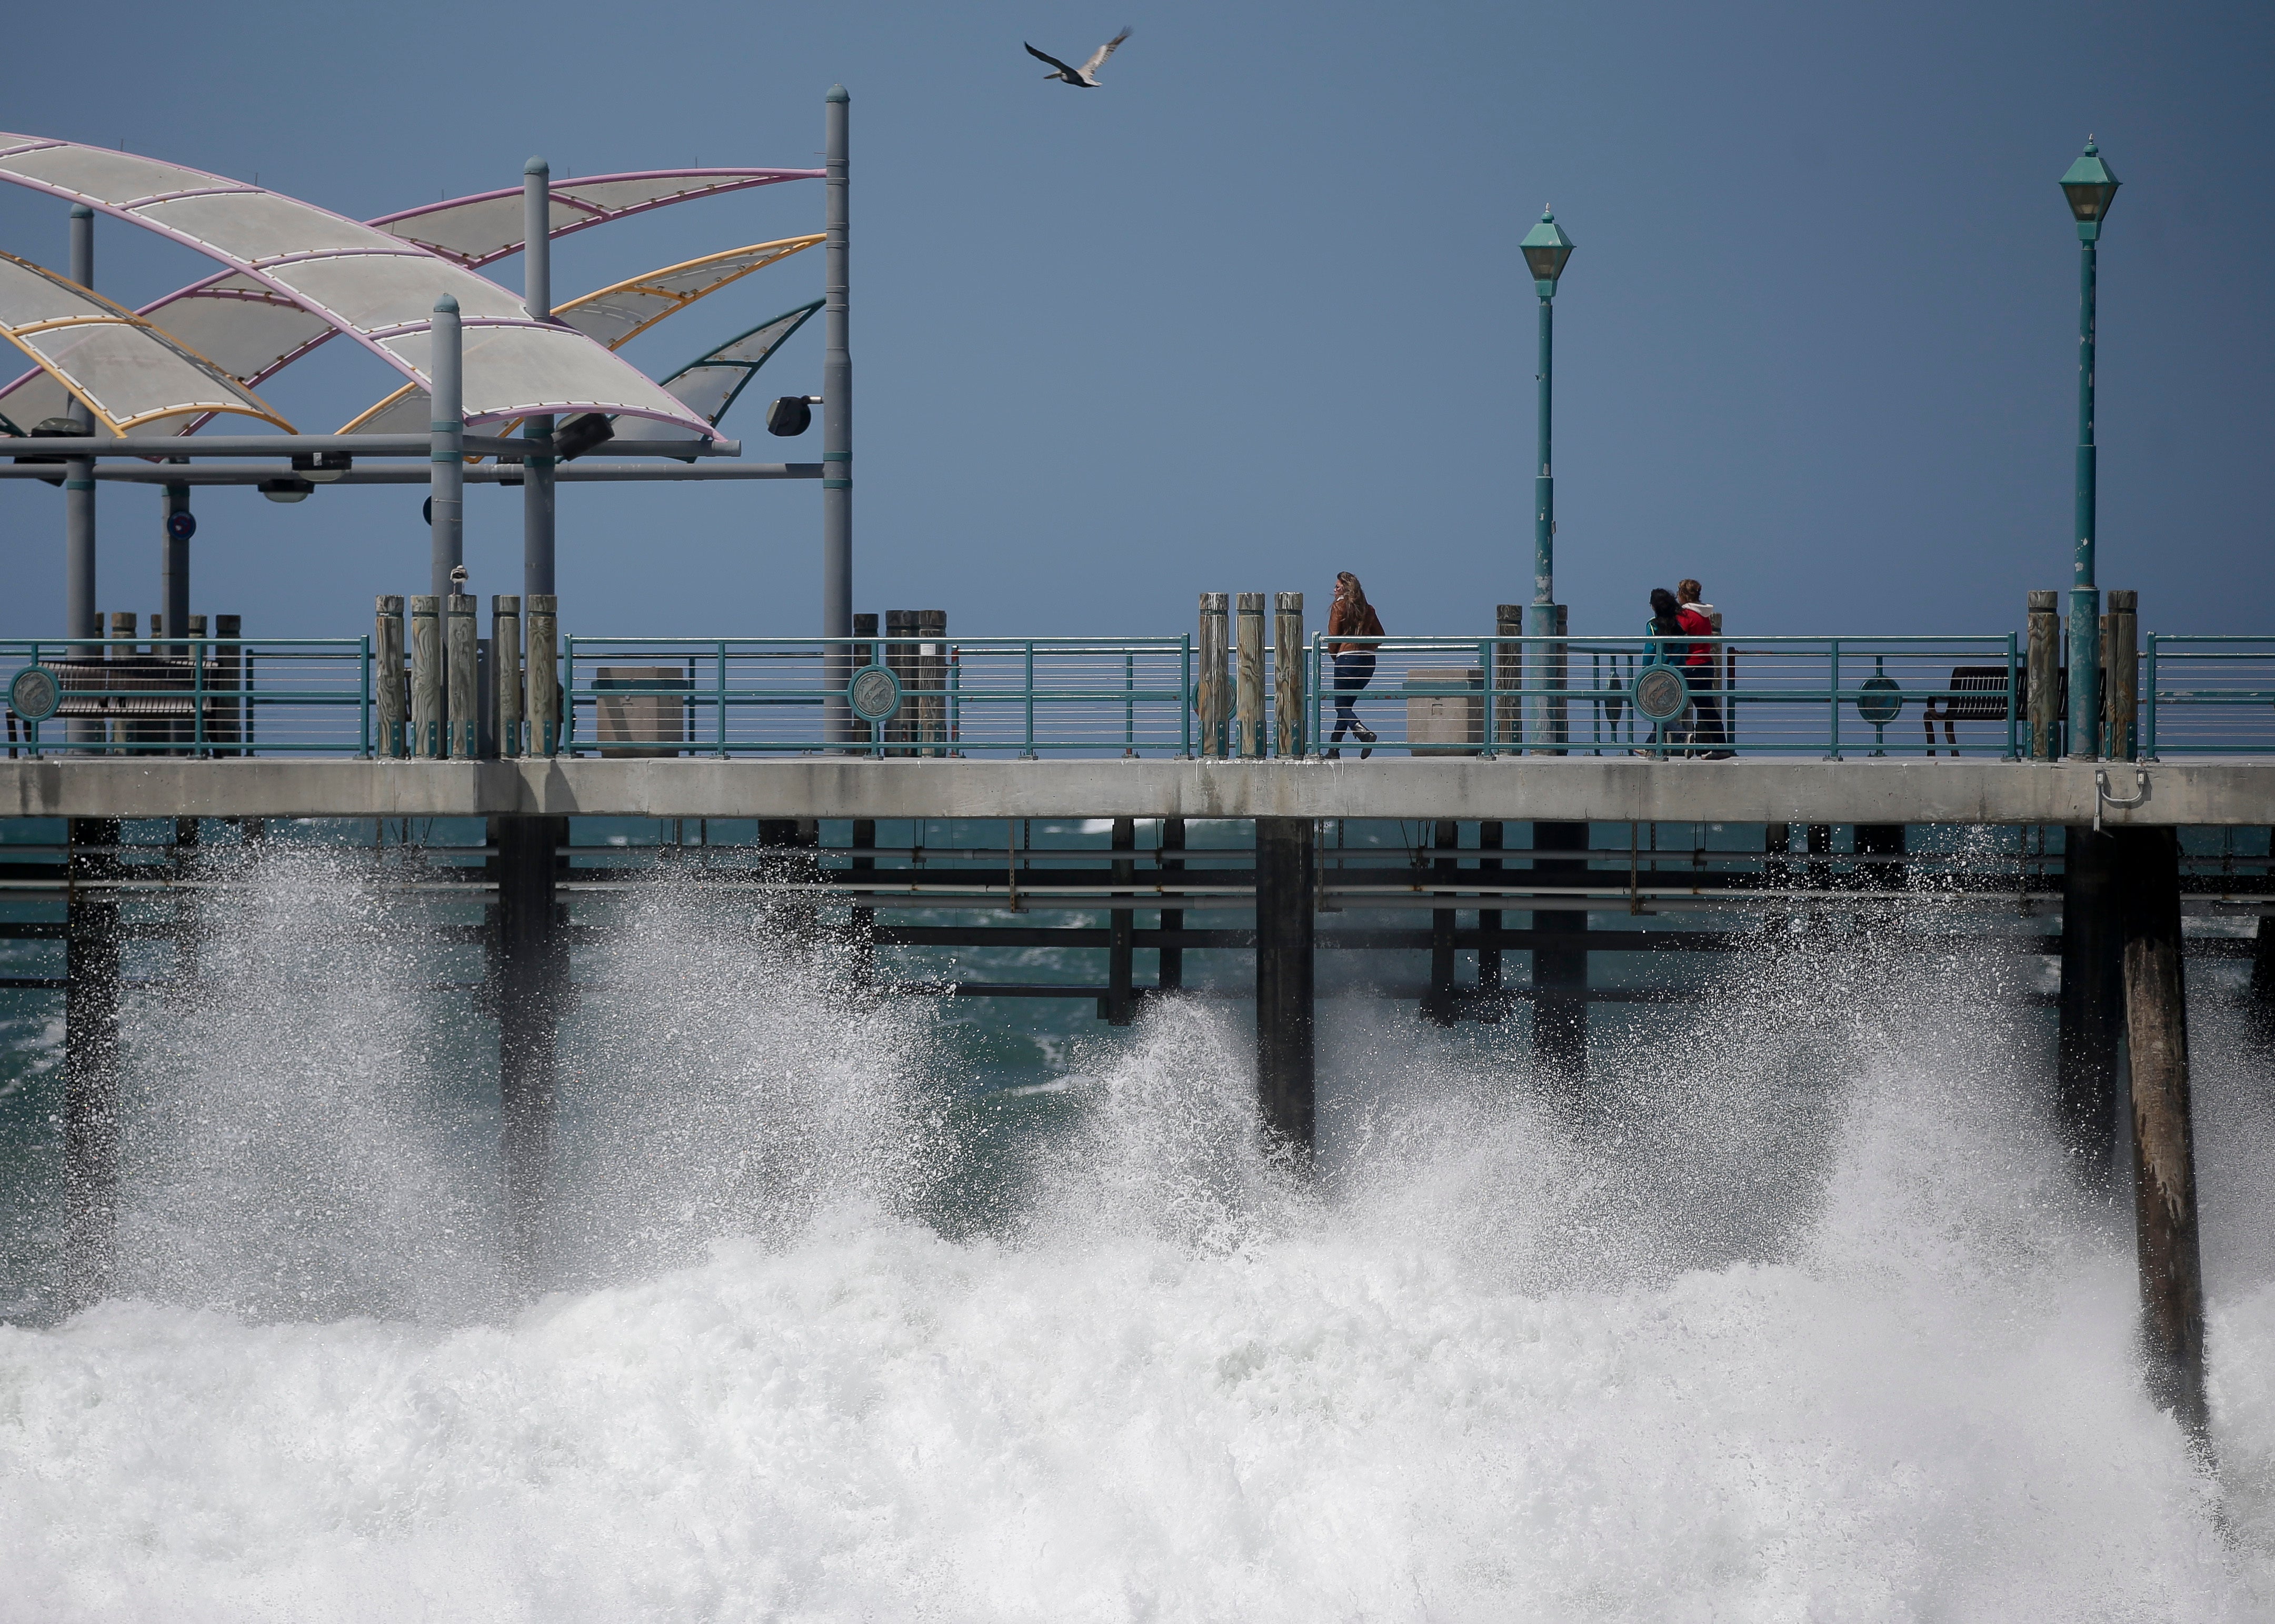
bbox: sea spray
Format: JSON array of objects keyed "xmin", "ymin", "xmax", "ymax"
[{"xmin": 0, "ymin": 853, "xmax": 2270, "ymax": 1617}]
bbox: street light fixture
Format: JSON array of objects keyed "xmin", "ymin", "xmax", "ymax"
[
  {"xmin": 2059, "ymin": 138, "xmax": 2119, "ymax": 758},
  {"xmin": 1518, "ymin": 208, "xmax": 1575, "ymax": 750}
]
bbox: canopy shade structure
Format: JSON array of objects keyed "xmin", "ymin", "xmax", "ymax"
[
  {"xmin": 0, "ymin": 135, "xmax": 715, "ymax": 435},
  {"xmin": 0, "ymin": 249, "xmax": 290, "ymax": 435},
  {"xmin": 660, "ymin": 300, "xmax": 825, "ymax": 427},
  {"xmin": 340, "ymin": 237, "xmax": 823, "ymax": 436},
  {"xmin": 0, "ymin": 167, "xmax": 823, "ymax": 437}
]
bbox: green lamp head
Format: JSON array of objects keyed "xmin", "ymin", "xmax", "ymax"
[
  {"xmin": 2060, "ymin": 138, "xmax": 2120, "ymax": 240},
  {"xmin": 1520, "ymin": 208, "xmax": 1576, "ymax": 297}
]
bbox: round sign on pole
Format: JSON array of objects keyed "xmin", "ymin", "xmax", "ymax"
[
  {"xmin": 847, "ymin": 664, "xmax": 903, "ymax": 724},
  {"xmin": 1631, "ymin": 664, "xmax": 1691, "ymax": 726},
  {"xmin": 9, "ymin": 666, "xmax": 62, "ymax": 723},
  {"xmin": 1857, "ymin": 675, "xmax": 1903, "ymax": 725},
  {"xmin": 165, "ymin": 509, "xmax": 197, "ymax": 543}
]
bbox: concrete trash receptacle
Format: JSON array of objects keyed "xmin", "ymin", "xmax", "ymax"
[
  {"xmin": 1404, "ymin": 667, "xmax": 1483, "ymax": 755},
  {"xmin": 594, "ymin": 666, "xmax": 689, "ymax": 757}
]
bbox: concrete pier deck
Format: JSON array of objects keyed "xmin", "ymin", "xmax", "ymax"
[{"xmin": 3, "ymin": 757, "xmax": 2267, "ymax": 825}]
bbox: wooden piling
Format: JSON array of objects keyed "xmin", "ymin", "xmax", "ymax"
[
  {"xmin": 1104, "ymin": 816, "xmax": 1135, "ymax": 1025},
  {"xmin": 917, "ymin": 609, "xmax": 947, "ymax": 755},
  {"xmin": 1494, "ymin": 605, "xmax": 1524, "ymax": 748},
  {"xmin": 1158, "ymin": 818, "xmax": 1185, "ymax": 991},
  {"xmin": 445, "ymin": 593, "xmax": 480, "ymax": 760},
  {"xmin": 410, "ymin": 596, "xmax": 443, "ymax": 758},
  {"xmin": 2114, "ymin": 826, "xmax": 2210, "ymax": 1441},
  {"xmin": 64, "ymin": 817, "xmax": 122, "ymax": 1306},
  {"xmin": 2103, "ymin": 589, "xmax": 2138, "ymax": 762},
  {"xmin": 1531, "ymin": 820, "xmax": 1589, "ymax": 1084},
  {"xmin": 1197, "ymin": 594, "xmax": 1229, "ymax": 758},
  {"xmin": 1235, "ymin": 593, "xmax": 1266, "ymax": 759},
  {"xmin": 1254, "ymin": 817, "xmax": 1316, "ymax": 1158},
  {"xmin": 883, "ymin": 610, "xmax": 917, "ymax": 754},
  {"xmin": 375, "ymin": 597, "xmax": 406, "ymax": 758},
  {"xmin": 1273, "ymin": 593, "xmax": 1305, "ymax": 758},
  {"xmin": 1424, "ymin": 819, "xmax": 1459, "ymax": 1025},
  {"xmin": 490, "ymin": 815, "xmax": 566, "ymax": 1290},
  {"xmin": 492, "ymin": 597, "xmax": 523, "ymax": 759},
  {"xmin": 2059, "ymin": 825, "xmax": 2125, "ymax": 1175},
  {"xmin": 2028, "ymin": 590, "xmax": 2061, "ymax": 760},
  {"xmin": 524, "ymin": 594, "xmax": 560, "ymax": 756}
]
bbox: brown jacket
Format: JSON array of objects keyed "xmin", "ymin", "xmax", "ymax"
[{"xmin": 1328, "ymin": 596, "xmax": 1384, "ymax": 655}]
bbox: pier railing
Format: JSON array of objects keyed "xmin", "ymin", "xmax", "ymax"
[
  {"xmin": 563, "ymin": 636, "xmax": 1194, "ymax": 757},
  {"xmin": 2141, "ymin": 636, "xmax": 2275, "ymax": 759},
  {"xmin": 1305, "ymin": 635, "xmax": 2024, "ymax": 759},
  {"xmin": 10, "ymin": 627, "xmax": 2274, "ymax": 762},
  {"xmin": 2, "ymin": 636, "xmax": 371, "ymax": 758}
]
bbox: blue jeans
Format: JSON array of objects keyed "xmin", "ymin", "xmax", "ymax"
[{"xmin": 1331, "ymin": 652, "xmax": 1376, "ymax": 738}]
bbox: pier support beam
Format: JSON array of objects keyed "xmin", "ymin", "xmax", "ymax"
[
  {"xmin": 2059, "ymin": 825, "xmax": 2124, "ymax": 1175},
  {"xmin": 1104, "ymin": 816, "xmax": 1135, "ymax": 1025},
  {"xmin": 1424, "ymin": 818, "xmax": 1458, "ymax": 1025},
  {"xmin": 491, "ymin": 814, "xmax": 565, "ymax": 1289},
  {"xmin": 1254, "ymin": 817, "xmax": 1315, "ymax": 1159},
  {"xmin": 1476, "ymin": 821, "xmax": 1504, "ymax": 1015},
  {"xmin": 1531, "ymin": 820, "xmax": 1588, "ymax": 1087},
  {"xmin": 2115, "ymin": 826, "xmax": 2209, "ymax": 1442},
  {"xmin": 1158, "ymin": 817, "xmax": 1185, "ymax": 991},
  {"xmin": 63, "ymin": 816, "xmax": 121, "ymax": 1305}
]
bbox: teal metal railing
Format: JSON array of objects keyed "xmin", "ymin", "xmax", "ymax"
[
  {"xmin": 1, "ymin": 636, "xmax": 371, "ymax": 758},
  {"xmin": 560, "ymin": 636, "xmax": 1193, "ymax": 757},
  {"xmin": 1306, "ymin": 634, "xmax": 2024, "ymax": 759},
  {"xmin": 2141, "ymin": 636, "xmax": 2275, "ymax": 758}
]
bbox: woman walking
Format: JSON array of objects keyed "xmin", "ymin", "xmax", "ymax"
[{"xmin": 1326, "ymin": 571, "xmax": 1383, "ymax": 758}]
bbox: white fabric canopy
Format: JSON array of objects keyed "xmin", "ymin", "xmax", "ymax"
[
  {"xmin": 0, "ymin": 135, "xmax": 715, "ymax": 434},
  {"xmin": 0, "ymin": 249, "xmax": 290, "ymax": 434},
  {"xmin": 340, "ymin": 237, "xmax": 822, "ymax": 436},
  {"xmin": 0, "ymin": 167, "xmax": 820, "ymax": 435}
]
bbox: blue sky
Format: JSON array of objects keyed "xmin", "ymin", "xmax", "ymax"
[{"xmin": 2, "ymin": 1, "xmax": 2269, "ymax": 643}]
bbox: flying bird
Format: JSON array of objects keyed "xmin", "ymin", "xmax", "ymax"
[{"xmin": 1025, "ymin": 27, "xmax": 1131, "ymax": 88}]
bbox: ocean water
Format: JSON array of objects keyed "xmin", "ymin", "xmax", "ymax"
[{"xmin": 2, "ymin": 844, "xmax": 2272, "ymax": 1620}]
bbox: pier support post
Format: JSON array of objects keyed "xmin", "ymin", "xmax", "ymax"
[
  {"xmin": 2059, "ymin": 825, "xmax": 2125, "ymax": 1175},
  {"xmin": 1254, "ymin": 817, "xmax": 1316, "ymax": 1158},
  {"xmin": 1856, "ymin": 823, "xmax": 1907, "ymax": 898},
  {"xmin": 1478, "ymin": 821, "xmax": 1504, "ymax": 1011},
  {"xmin": 2103, "ymin": 590, "xmax": 2138, "ymax": 761},
  {"xmin": 2114, "ymin": 826, "xmax": 2209, "ymax": 1441},
  {"xmin": 525, "ymin": 594, "xmax": 559, "ymax": 756},
  {"xmin": 491, "ymin": 815, "xmax": 565, "ymax": 1290},
  {"xmin": 1532, "ymin": 820, "xmax": 1588, "ymax": 1085},
  {"xmin": 410, "ymin": 596, "xmax": 442, "ymax": 758},
  {"xmin": 2027, "ymin": 591, "xmax": 2062, "ymax": 759},
  {"xmin": 64, "ymin": 817, "xmax": 121, "ymax": 1305},
  {"xmin": 1158, "ymin": 817, "xmax": 1185, "ymax": 991},
  {"xmin": 492, "ymin": 597, "xmax": 523, "ymax": 758},
  {"xmin": 375, "ymin": 597, "xmax": 405, "ymax": 758},
  {"xmin": 2253, "ymin": 827, "xmax": 2275, "ymax": 1039},
  {"xmin": 1424, "ymin": 819, "xmax": 1458, "ymax": 1025},
  {"xmin": 1104, "ymin": 816, "xmax": 1135, "ymax": 1026}
]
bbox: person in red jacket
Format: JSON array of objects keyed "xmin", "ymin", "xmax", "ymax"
[{"xmin": 1674, "ymin": 583, "xmax": 1729, "ymax": 757}]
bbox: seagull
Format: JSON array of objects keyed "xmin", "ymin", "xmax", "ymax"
[{"xmin": 1025, "ymin": 27, "xmax": 1131, "ymax": 88}]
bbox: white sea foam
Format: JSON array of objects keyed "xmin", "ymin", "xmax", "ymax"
[{"xmin": 2, "ymin": 860, "xmax": 2271, "ymax": 1619}]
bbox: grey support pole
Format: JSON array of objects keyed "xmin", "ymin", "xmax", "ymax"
[
  {"xmin": 822, "ymin": 86, "xmax": 854, "ymax": 744},
  {"xmin": 2059, "ymin": 825, "xmax": 2124, "ymax": 1176},
  {"xmin": 161, "ymin": 474, "xmax": 191, "ymax": 655},
  {"xmin": 2115, "ymin": 826, "xmax": 2209, "ymax": 1443},
  {"xmin": 491, "ymin": 812, "xmax": 567, "ymax": 1294},
  {"xmin": 521, "ymin": 158, "xmax": 558, "ymax": 602},
  {"xmin": 1254, "ymin": 817, "xmax": 1316, "ymax": 1160},
  {"xmin": 429, "ymin": 296, "xmax": 464, "ymax": 600},
  {"xmin": 64, "ymin": 205, "xmax": 96, "ymax": 645}
]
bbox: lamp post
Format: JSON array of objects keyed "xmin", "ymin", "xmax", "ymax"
[
  {"xmin": 2060, "ymin": 138, "xmax": 2119, "ymax": 758},
  {"xmin": 1519, "ymin": 209, "xmax": 1575, "ymax": 749}
]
